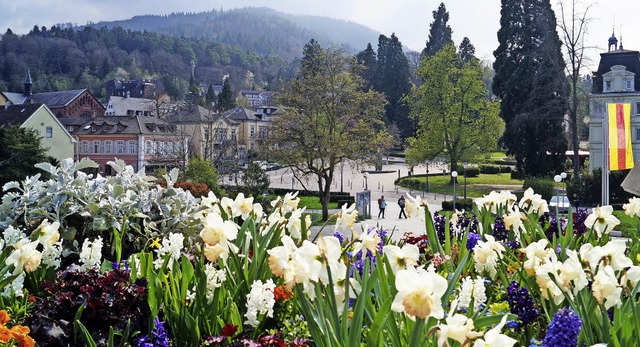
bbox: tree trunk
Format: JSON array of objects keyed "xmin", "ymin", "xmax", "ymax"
[{"xmin": 571, "ymin": 80, "xmax": 581, "ymax": 180}]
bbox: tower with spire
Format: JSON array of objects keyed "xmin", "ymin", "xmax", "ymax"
[
  {"xmin": 23, "ymin": 69, "xmax": 33, "ymax": 96},
  {"xmin": 608, "ymin": 31, "xmax": 618, "ymax": 52}
]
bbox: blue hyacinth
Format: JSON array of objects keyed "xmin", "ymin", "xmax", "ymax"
[{"xmin": 542, "ymin": 307, "xmax": 582, "ymax": 347}]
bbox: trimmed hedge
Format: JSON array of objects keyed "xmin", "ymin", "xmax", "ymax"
[
  {"xmin": 567, "ymin": 168, "xmax": 632, "ymax": 206},
  {"xmin": 480, "ymin": 165, "xmax": 501, "ymax": 174},
  {"xmin": 441, "ymin": 198, "xmax": 474, "ymax": 211},
  {"xmin": 511, "ymin": 170, "xmax": 525, "ymax": 180},
  {"xmin": 465, "ymin": 167, "xmax": 480, "ymax": 178}
]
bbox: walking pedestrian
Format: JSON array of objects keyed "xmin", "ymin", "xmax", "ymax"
[
  {"xmin": 398, "ymin": 195, "xmax": 407, "ymax": 219},
  {"xmin": 378, "ymin": 195, "xmax": 386, "ymax": 218}
]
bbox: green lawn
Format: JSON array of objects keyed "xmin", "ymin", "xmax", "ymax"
[{"xmin": 399, "ymin": 173, "xmax": 524, "ymax": 198}]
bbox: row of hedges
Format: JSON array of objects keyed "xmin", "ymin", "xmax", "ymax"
[
  {"xmin": 441, "ymin": 198, "xmax": 474, "ymax": 211},
  {"xmin": 480, "ymin": 165, "xmax": 513, "ymax": 174}
]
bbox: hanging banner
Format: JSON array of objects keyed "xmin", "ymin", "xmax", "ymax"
[{"xmin": 608, "ymin": 103, "xmax": 634, "ymax": 170}]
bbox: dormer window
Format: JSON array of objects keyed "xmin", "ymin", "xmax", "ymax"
[
  {"xmin": 627, "ymin": 80, "xmax": 633, "ymax": 90},
  {"xmin": 605, "ymin": 81, "xmax": 611, "ymax": 91}
]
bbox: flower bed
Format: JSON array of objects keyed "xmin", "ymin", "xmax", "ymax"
[{"xmin": 1, "ymin": 159, "xmax": 640, "ymax": 346}]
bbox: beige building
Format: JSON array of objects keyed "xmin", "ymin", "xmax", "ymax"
[
  {"xmin": 222, "ymin": 106, "xmax": 282, "ymax": 161},
  {"xmin": 0, "ymin": 103, "xmax": 75, "ymax": 162}
]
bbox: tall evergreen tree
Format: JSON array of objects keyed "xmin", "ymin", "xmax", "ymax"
[
  {"xmin": 216, "ymin": 78, "xmax": 235, "ymax": 112},
  {"xmin": 422, "ymin": 3, "xmax": 454, "ymax": 58},
  {"xmin": 300, "ymin": 39, "xmax": 323, "ymax": 77},
  {"xmin": 355, "ymin": 43, "xmax": 377, "ymax": 90},
  {"xmin": 493, "ymin": 0, "xmax": 568, "ymax": 176},
  {"xmin": 205, "ymin": 84, "xmax": 217, "ymax": 107},
  {"xmin": 458, "ymin": 37, "xmax": 477, "ymax": 63},
  {"xmin": 376, "ymin": 33, "xmax": 413, "ymax": 139}
]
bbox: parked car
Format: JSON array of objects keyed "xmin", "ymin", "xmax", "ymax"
[{"xmin": 549, "ymin": 195, "xmax": 571, "ymax": 213}]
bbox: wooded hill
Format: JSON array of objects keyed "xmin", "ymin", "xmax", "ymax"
[{"xmin": 87, "ymin": 7, "xmax": 380, "ymax": 60}]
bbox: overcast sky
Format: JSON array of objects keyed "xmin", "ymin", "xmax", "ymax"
[{"xmin": 1, "ymin": 0, "xmax": 638, "ymax": 70}]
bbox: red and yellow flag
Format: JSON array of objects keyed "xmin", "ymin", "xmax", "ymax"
[{"xmin": 608, "ymin": 103, "xmax": 634, "ymax": 171}]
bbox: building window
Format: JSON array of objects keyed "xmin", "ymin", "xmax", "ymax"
[
  {"xmin": 636, "ymin": 102, "xmax": 640, "ymax": 116},
  {"xmin": 129, "ymin": 141, "xmax": 137, "ymax": 154},
  {"xmin": 155, "ymin": 141, "xmax": 161, "ymax": 154},
  {"xmin": 104, "ymin": 140, "xmax": 113, "ymax": 154},
  {"xmin": 45, "ymin": 126, "xmax": 52, "ymax": 138},
  {"xmin": 250, "ymin": 126, "xmax": 255, "ymax": 138},
  {"xmin": 637, "ymin": 128, "xmax": 640, "ymax": 141},
  {"xmin": 117, "ymin": 141, "xmax": 125, "ymax": 154},
  {"xmin": 81, "ymin": 141, "xmax": 89, "ymax": 154},
  {"xmin": 627, "ymin": 80, "xmax": 633, "ymax": 90},
  {"xmin": 605, "ymin": 81, "xmax": 611, "ymax": 91},
  {"xmin": 93, "ymin": 140, "xmax": 101, "ymax": 154},
  {"xmin": 145, "ymin": 141, "xmax": 153, "ymax": 155}
]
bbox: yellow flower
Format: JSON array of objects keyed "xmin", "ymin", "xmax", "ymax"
[{"xmin": 150, "ymin": 238, "xmax": 161, "ymax": 249}]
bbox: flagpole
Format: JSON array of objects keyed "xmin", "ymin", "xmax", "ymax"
[{"xmin": 602, "ymin": 105, "xmax": 609, "ymax": 206}]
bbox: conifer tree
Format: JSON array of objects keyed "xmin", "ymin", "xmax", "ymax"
[
  {"xmin": 376, "ymin": 34, "xmax": 413, "ymax": 139},
  {"xmin": 355, "ymin": 43, "xmax": 377, "ymax": 90},
  {"xmin": 422, "ymin": 3, "xmax": 454, "ymax": 58},
  {"xmin": 216, "ymin": 78, "xmax": 235, "ymax": 112},
  {"xmin": 458, "ymin": 37, "xmax": 477, "ymax": 63},
  {"xmin": 493, "ymin": 0, "xmax": 568, "ymax": 175},
  {"xmin": 205, "ymin": 84, "xmax": 217, "ymax": 107}
]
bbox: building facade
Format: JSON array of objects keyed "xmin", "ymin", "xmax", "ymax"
[{"xmin": 588, "ymin": 34, "xmax": 640, "ymax": 171}]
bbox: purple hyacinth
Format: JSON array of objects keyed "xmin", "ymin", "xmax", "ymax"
[
  {"xmin": 572, "ymin": 208, "xmax": 588, "ymax": 237},
  {"xmin": 136, "ymin": 318, "xmax": 170, "ymax": 347},
  {"xmin": 542, "ymin": 307, "xmax": 582, "ymax": 347},
  {"xmin": 492, "ymin": 216, "xmax": 508, "ymax": 241},
  {"xmin": 333, "ymin": 231, "xmax": 345, "ymax": 245},
  {"xmin": 434, "ymin": 211, "xmax": 480, "ymax": 245},
  {"xmin": 507, "ymin": 281, "xmax": 538, "ymax": 326},
  {"xmin": 466, "ymin": 232, "xmax": 481, "ymax": 251}
]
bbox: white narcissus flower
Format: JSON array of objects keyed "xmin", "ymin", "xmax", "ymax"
[
  {"xmin": 405, "ymin": 195, "xmax": 425, "ymax": 219},
  {"xmin": 268, "ymin": 236, "xmax": 322, "ymax": 292},
  {"xmin": 502, "ymin": 206, "xmax": 526, "ymax": 240},
  {"xmin": 473, "ymin": 235, "xmax": 505, "ymax": 280},
  {"xmin": 5, "ymin": 238, "xmax": 42, "ymax": 275},
  {"xmin": 624, "ymin": 265, "xmax": 640, "ymax": 288},
  {"xmin": 383, "ymin": 244, "xmax": 419, "ymax": 273},
  {"xmin": 535, "ymin": 258, "xmax": 565, "ymax": 305},
  {"xmin": 584, "ymin": 205, "xmax": 620, "ymax": 237},
  {"xmin": 472, "ymin": 314, "xmax": 516, "ymax": 347},
  {"xmin": 200, "ymin": 191, "xmax": 218, "ymax": 207},
  {"xmin": 286, "ymin": 207, "xmax": 306, "ymax": 240},
  {"xmin": 34, "ymin": 219, "xmax": 60, "ymax": 245},
  {"xmin": 522, "ymin": 239, "xmax": 552, "ymax": 275},
  {"xmin": 203, "ymin": 241, "xmax": 239, "ymax": 264},
  {"xmin": 282, "ymin": 192, "xmax": 300, "ymax": 214},
  {"xmin": 391, "ymin": 266, "xmax": 448, "ymax": 320},
  {"xmin": 518, "ymin": 187, "xmax": 549, "ymax": 215},
  {"xmin": 559, "ymin": 249, "xmax": 588, "ymax": 295},
  {"xmin": 219, "ymin": 196, "xmax": 238, "ymax": 217},
  {"xmin": 268, "ymin": 235, "xmax": 298, "ymax": 284},
  {"xmin": 335, "ymin": 203, "xmax": 358, "ymax": 232},
  {"xmin": 252, "ymin": 203, "xmax": 264, "ymax": 220},
  {"xmin": 317, "ymin": 236, "xmax": 344, "ymax": 284},
  {"xmin": 437, "ymin": 301, "xmax": 483, "ymax": 347},
  {"xmin": 623, "ymin": 197, "xmax": 640, "ymax": 218},
  {"xmin": 231, "ymin": 193, "xmax": 254, "ymax": 220},
  {"xmin": 580, "ymin": 240, "xmax": 632, "ymax": 273},
  {"xmin": 352, "ymin": 228, "xmax": 381, "ymax": 256},
  {"xmin": 201, "ymin": 213, "xmax": 239, "ymax": 247},
  {"xmin": 592, "ymin": 265, "xmax": 622, "ymax": 309}
]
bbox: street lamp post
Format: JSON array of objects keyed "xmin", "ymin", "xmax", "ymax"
[
  {"xmin": 425, "ymin": 159, "xmax": 430, "ymax": 195},
  {"xmin": 451, "ymin": 171, "xmax": 458, "ymax": 211},
  {"xmin": 560, "ymin": 172, "xmax": 567, "ymax": 204},
  {"xmin": 554, "ymin": 174, "xmax": 562, "ymax": 213},
  {"xmin": 291, "ymin": 172, "xmax": 295, "ymax": 191},
  {"xmin": 340, "ymin": 161, "xmax": 344, "ymax": 193},
  {"xmin": 463, "ymin": 162, "xmax": 468, "ymax": 200},
  {"xmin": 363, "ymin": 172, "xmax": 370, "ymax": 219}
]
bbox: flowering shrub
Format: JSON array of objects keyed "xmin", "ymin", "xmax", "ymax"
[{"xmin": 2, "ymin": 161, "xmax": 640, "ymax": 346}]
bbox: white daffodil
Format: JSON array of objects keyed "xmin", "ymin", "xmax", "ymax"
[
  {"xmin": 535, "ymin": 258, "xmax": 566, "ymax": 305},
  {"xmin": 34, "ymin": 219, "xmax": 60, "ymax": 246},
  {"xmin": 502, "ymin": 206, "xmax": 526, "ymax": 240},
  {"xmin": 335, "ymin": 203, "xmax": 358, "ymax": 232},
  {"xmin": 201, "ymin": 212, "xmax": 239, "ymax": 247},
  {"xmin": 235, "ymin": 193, "xmax": 254, "ymax": 220},
  {"xmin": 518, "ymin": 187, "xmax": 549, "ymax": 215},
  {"xmin": 268, "ymin": 235, "xmax": 298, "ymax": 285},
  {"xmin": 200, "ymin": 191, "xmax": 218, "ymax": 207},
  {"xmin": 521, "ymin": 239, "xmax": 552, "ymax": 275},
  {"xmin": 405, "ymin": 194, "xmax": 425, "ymax": 219},
  {"xmin": 286, "ymin": 207, "xmax": 306, "ymax": 240},
  {"xmin": 623, "ymin": 197, "xmax": 640, "ymax": 218},
  {"xmin": 282, "ymin": 191, "xmax": 300, "ymax": 214},
  {"xmin": 472, "ymin": 314, "xmax": 516, "ymax": 347},
  {"xmin": 391, "ymin": 266, "xmax": 448, "ymax": 320},
  {"xmin": 592, "ymin": 265, "xmax": 622, "ymax": 309},
  {"xmin": 437, "ymin": 301, "xmax": 483, "ymax": 347},
  {"xmin": 559, "ymin": 249, "xmax": 588, "ymax": 295},
  {"xmin": 317, "ymin": 236, "xmax": 344, "ymax": 284},
  {"xmin": 623, "ymin": 265, "xmax": 640, "ymax": 289},
  {"xmin": 473, "ymin": 235, "xmax": 505, "ymax": 280},
  {"xmin": 584, "ymin": 206, "xmax": 620, "ymax": 237},
  {"xmin": 383, "ymin": 244, "xmax": 419, "ymax": 273},
  {"xmin": 579, "ymin": 240, "xmax": 631, "ymax": 273},
  {"xmin": 5, "ymin": 238, "xmax": 42, "ymax": 275},
  {"xmin": 352, "ymin": 227, "xmax": 381, "ymax": 256}
]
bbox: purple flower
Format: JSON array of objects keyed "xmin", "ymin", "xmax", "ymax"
[
  {"xmin": 572, "ymin": 208, "xmax": 588, "ymax": 237},
  {"xmin": 492, "ymin": 216, "xmax": 508, "ymax": 241},
  {"xmin": 466, "ymin": 232, "xmax": 481, "ymax": 251},
  {"xmin": 136, "ymin": 318, "xmax": 170, "ymax": 347},
  {"xmin": 507, "ymin": 281, "xmax": 538, "ymax": 326},
  {"xmin": 542, "ymin": 307, "xmax": 582, "ymax": 347},
  {"xmin": 333, "ymin": 231, "xmax": 345, "ymax": 244}
]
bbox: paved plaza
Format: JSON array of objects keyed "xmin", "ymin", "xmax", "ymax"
[{"xmin": 265, "ymin": 160, "xmax": 457, "ymax": 241}]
